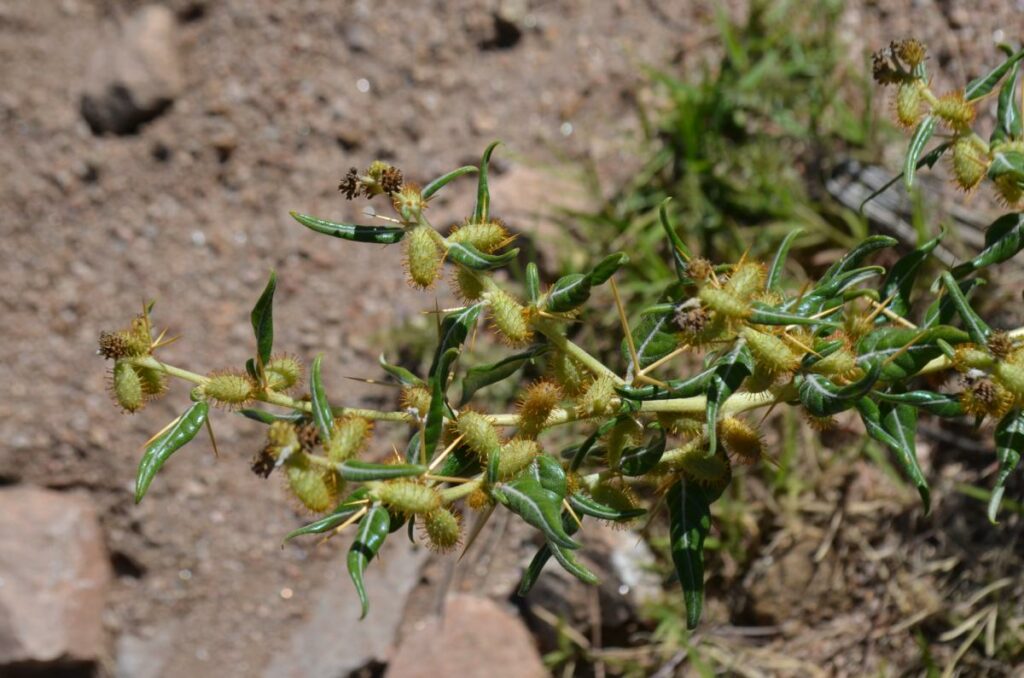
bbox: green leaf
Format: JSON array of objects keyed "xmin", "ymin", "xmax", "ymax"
[
  {"xmin": 543, "ymin": 273, "xmax": 591, "ymax": 313},
  {"xmin": 525, "ymin": 263, "xmax": 541, "ymax": 303},
  {"xmin": 378, "ymin": 354, "xmax": 423, "ymax": 387},
  {"xmin": 923, "ymin": 278, "xmax": 985, "ymax": 327},
  {"xmin": 459, "ymin": 345, "xmax": 547, "ymax": 406},
  {"xmin": 568, "ymin": 491, "xmax": 647, "ymax": 522},
  {"xmin": 589, "ymin": 252, "xmax": 629, "ymax": 285},
  {"xmin": 283, "ymin": 488, "xmax": 371, "ymax": 541},
  {"xmin": 250, "ymin": 270, "xmax": 276, "ymax": 370},
  {"xmin": 966, "ymin": 48, "xmax": 1024, "ymax": 101},
  {"xmin": 950, "ymin": 213, "xmax": 1024, "ymax": 279},
  {"xmin": 659, "ymin": 198, "xmax": 691, "ymax": 279},
  {"xmin": 428, "ymin": 304, "xmax": 483, "ymax": 377},
  {"xmin": 240, "ymin": 408, "xmax": 305, "ymax": 425},
  {"xmin": 873, "ymin": 390, "xmax": 964, "ymax": 418},
  {"xmin": 880, "ymin": 401, "xmax": 930, "ymax": 512},
  {"xmin": 858, "ymin": 143, "xmax": 952, "ymax": 213},
  {"xmin": 668, "ymin": 479, "xmax": 712, "ymax": 630},
  {"xmin": 435, "ymin": 444, "xmax": 482, "ymax": 479},
  {"xmin": 855, "ymin": 325, "xmax": 970, "ymax": 381},
  {"xmin": 766, "ymin": 228, "xmax": 803, "ymax": 291},
  {"xmin": 797, "ymin": 363, "xmax": 881, "ymax": 417},
  {"xmin": 531, "ymin": 455, "xmax": 568, "ymax": 498},
  {"xmin": 619, "ymin": 429, "xmax": 667, "ymax": 476},
  {"xmin": 339, "ymin": 461, "xmax": 426, "ymax": 482},
  {"xmin": 569, "ymin": 417, "xmax": 621, "ymax": 471},
  {"xmin": 446, "ymin": 241, "xmax": 520, "ymax": 270},
  {"xmin": 748, "ymin": 302, "xmax": 840, "ymax": 328},
  {"xmin": 244, "ymin": 358, "xmax": 260, "ymax": 382},
  {"xmin": 473, "ymin": 141, "xmax": 501, "ymax": 223},
  {"xmin": 993, "ymin": 56, "xmax": 1021, "ymax": 142},
  {"xmin": 939, "ymin": 272, "xmax": 991, "ymax": 344},
  {"xmin": 347, "ymin": 505, "xmax": 391, "ymax": 619},
  {"xmin": 616, "ymin": 367, "xmax": 716, "ymax": 402},
  {"xmin": 422, "ymin": 165, "xmax": 478, "ymax": 200},
  {"xmin": 290, "ymin": 212, "xmax": 405, "ymax": 244},
  {"xmin": 625, "ymin": 314, "xmax": 679, "ymax": 371},
  {"xmin": 135, "ymin": 402, "xmax": 209, "ymax": 503},
  {"xmin": 424, "ymin": 347, "xmax": 460, "ymax": 462},
  {"xmin": 492, "ymin": 477, "xmax": 580, "ymax": 550},
  {"xmin": 904, "ymin": 116, "xmax": 938, "ymax": 191},
  {"xmin": 988, "ymin": 149, "xmax": 1024, "ymax": 187},
  {"xmin": 819, "ymin": 236, "xmax": 899, "ymax": 289},
  {"xmin": 516, "ymin": 511, "xmax": 595, "ymax": 595},
  {"xmin": 310, "ymin": 354, "xmax": 333, "ymax": 444},
  {"xmin": 706, "ymin": 343, "xmax": 754, "ymax": 454},
  {"xmin": 989, "ymin": 410, "xmax": 1024, "ymax": 523},
  {"xmin": 879, "ymin": 232, "xmax": 942, "ymax": 318}
]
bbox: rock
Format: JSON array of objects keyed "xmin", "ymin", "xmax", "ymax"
[
  {"xmin": 80, "ymin": 5, "xmax": 183, "ymax": 135},
  {"xmin": 520, "ymin": 523, "xmax": 660, "ymax": 650},
  {"xmin": 386, "ymin": 594, "xmax": 546, "ymax": 678},
  {"xmin": 263, "ymin": 539, "xmax": 427, "ymax": 678},
  {"xmin": 115, "ymin": 622, "xmax": 178, "ymax": 678},
  {"xmin": 0, "ymin": 486, "xmax": 111, "ymax": 673}
]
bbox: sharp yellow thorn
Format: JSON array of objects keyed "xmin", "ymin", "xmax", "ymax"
[
  {"xmin": 869, "ymin": 297, "xmax": 917, "ymax": 329},
  {"xmin": 429, "ymin": 434, "xmax": 465, "ymax": 472},
  {"xmin": 143, "ymin": 416, "xmax": 181, "ymax": 448},
  {"xmin": 422, "ymin": 306, "xmax": 468, "ymax": 315},
  {"xmin": 635, "ymin": 374, "xmax": 670, "ymax": 388},
  {"xmin": 459, "ymin": 503, "xmax": 495, "ymax": 561},
  {"xmin": 319, "ymin": 506, "xmax": 369, "ymax": 544},
  {"xmin": 882, "ymin": 330, "xmax": 929, "ymax": 367},
  {"xmin": 205, "ymin": 417, "xmax": 220, "ymax": 459},
  {"xmin": 563, "ymin": 499, "xmax": 583, "ymax": 529},
  {"xmin": 781, "ymin": 332, "xmax": 820, "ymax": 357},
  {"xmin": 637, "ymin": 345, "xmax": 690, "ymax": 378},
  {"xmin": 865, "ymin": 293, "xmax": 898, "ymax": 324},
  {"xmin": 425, "ymin": 474, "xmax": 472, "ymax": 484},
  {"xmin": 344, "ymin": 376, "xmax": 403, "ymax": 388},
  {"xmin": 610, "ymin": 277, "xmax": 641, "ymax": 382}
]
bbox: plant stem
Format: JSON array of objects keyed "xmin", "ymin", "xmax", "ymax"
[{"xmin": 533, "ymin": 319, "xmax": 624, "ymax": 384}]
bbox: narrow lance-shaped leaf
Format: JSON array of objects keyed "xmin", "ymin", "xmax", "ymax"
[
  {"xmin": 940, "ymin": 272, "xmax": 991, "ymax": 344},
  {"xmin": 858, "ymin": 142, "xmax": 952, "ymax": 213},
  {"xmin": 904, "ymin": 116, "xmax": 938, "ymax": 191},
  {"xmin": 619, "ymin": 429, "xmax": 667, "ymax": 476},
  {"xmin": 818, "ymin": 236, "xmax": 898, "ymax": 289},
  {"xmin": 135, "ymin": 401, "xmax": 209, "ymax": 503},
  {"xmin": 569, "ymin": 416, "xmax": 621, "ymax": 471},
  {"xmin": 950, "ymin": 213, "xmax": 1024, "ymax": 279},
  {"xmin": 797, "ymin": 363, "xmax": 881, "ymax": 417},
  {"xmin": 659, "ymin": 198, "xmax": 691, "ymax": 279},
  {"xmin": 516, "ymin": 511, "xmax": 595, "ymax": 595},
  {"xmin": 568, "ymin": 491, "xmax": 647, "ymax": 522},
  {"xmin": 766, "ymin": 228, "xmax": 803, "ymax": 292},
  {"xmin": 748, "ymin": 302, "xmax": 840, "ymax": 328},
  {"xmin": 668, "ymin": 479, "xmax": 712, "ymax": 630},
  {"xmin": 876, "ymin": 401, "xmax": 931, "ymax": 513},
  {"xmin": 525, "ymin": 263, "xmax": 541, "ymax": 303},
  {"xmin": 855, "ymin": 325, "xmax": 970, "ymax": 381},
  {"xmin": 923, "ymin": 278, "xmax": 985, "ymax": 328},
  {"xmin": 284, "ymin": 487, "xmax": 370, "ymax": 541},
  {"xmin": 310, "ymin": 354, "xmax": 333, "ymax": 444},
  {"xmin": 290, "ymin": 212, "xmax": 406, "ymax": 244},
  {"xmin": 473, "ymin": 141, "xmax": 501, "ymax": 223},
  {"xmin": 873, "ymin": 390, "xmax": 964, "ymax": 418},
  {"xmin": 989, "ymin": 410, "xmax": 1024, "ymax": 523},
  {"xmin": 339, "ymin": 461, "xmax": 427, "ymax": 482},
  {"xmin": 422, "ymin": 165, "xmax": 478, "ymax": 200},
  {"xmin": 965, "ymin": 47, "xmax": 1024, "ymax": 101},
  {"xmin": 705, "ymin": 342, "xmax": 754, "ymax": 454},
  {"xmin": 589, "ymin": 252, "xmax": 629, "ymax": 285},
  {"xmin": 543, "ymin": 273, "xmax": 591, "ymax": 313},
  {"xmin": 879, "ymin": 231, "xmax": 942, "ymax": 319},
  {"xmin": 347, "ymin": 505, "xmax": 391, "ymax": 619},
  {"xmin": 460, "ymin": 345, "xmax": 547, "ymax": 406},
  {"xmin": 240, "ymin": 408, "xmax": 306, "ymax": 425},
  {"xmin": 992, "ymin": 54, "xmax": 1022, "ymax": 142},
  {"xmin": 424, "ymin": 347, "xmax": 460, "ymax": 462},
  {"xmin": 428, "ymin": 303, "xmax": 483, "ymax": 376},
  {"xmin": 625, "ymin": 314, "xmax": 679, "ymax": 373},
  {"xmin": 617, "ymin": 366, "xmax": 716, "ymax": 402},
  {"xmin": 531, "ymin": 455, "xmax": 568, "ymax": 498},
  {"xmin": 378, "ymin": 353, "xmax": 424, "ymax": 387},
  {"xmin": 446, "ymin": 241, "xmax": 520, "ymax": 270},
  {"xmin": 250, "ymin": 270, "xmax": 276, "ymax": 370},
  {"xmin": 492, "ymin": 477, "xmax": 580, "ymax": 550}
]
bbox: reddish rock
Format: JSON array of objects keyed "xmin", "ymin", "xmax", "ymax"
[
  {"xmin": 0, "ymin": 486, "xmax": 111, "ymax": 671},
  {"xmin": 386, "ymin": 594, "xmax": 546, "ymax": 678}
]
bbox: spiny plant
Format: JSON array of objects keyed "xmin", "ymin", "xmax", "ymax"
[{"xmin": 100, "ymin": 41, "xmax": 1024, "ymax": 629}]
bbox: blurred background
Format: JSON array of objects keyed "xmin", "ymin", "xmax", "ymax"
[{"xmin": 2, "ymin": 0, "xmax": 1024, "ymax": 676}]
